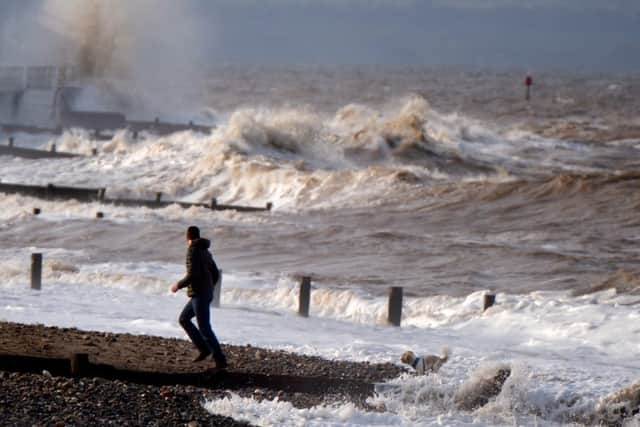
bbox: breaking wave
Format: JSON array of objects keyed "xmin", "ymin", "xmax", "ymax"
[{"xmin": 3, "ymin": 93, "xmax": 640, "ymax": 212}]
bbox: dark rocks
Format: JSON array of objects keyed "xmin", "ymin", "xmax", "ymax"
[
  {"xmin": 0, "ymin": 372, "xmax": 248, "ymax": 426},
  {"xmin": 589, "ymin": 381, "xmax": 640, "ymax": 426}
]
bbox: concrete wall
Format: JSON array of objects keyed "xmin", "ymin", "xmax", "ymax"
[{"xmin": 0, "ymin": 89, "xmax": 58, "ymax": 129}]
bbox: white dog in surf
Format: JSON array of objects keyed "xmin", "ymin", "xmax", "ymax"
[{"xmin": 401, "ymin": 347, "xmax": 451, "ymax": 375}]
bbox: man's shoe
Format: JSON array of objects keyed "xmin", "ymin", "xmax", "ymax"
[{"xmin": 192, "ymin": 351, "xmax": 211, "ymax": 362}]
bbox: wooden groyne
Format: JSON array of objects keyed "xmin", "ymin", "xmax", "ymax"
[
  {"xmin": 0, "ymin": 144, "xmax": 78, "ymax": 159},
  {"xmin": 0, "ymin": 182, "xmax": 102, "ymax": 202},
  {"xmin": 127, "ymin": 119, "xmax": 212, "ymax": 136},
  {"xmin": 0, "ymin": 353, "xmax": 374, "ymax": 400},
  {"xmin": 1, "ymin": 122, "xmax": 213, "ymax": 159},
  {"xmin": 0, "ymin": 182, "xmax": 272, "ymax": 212},
  {"xmin": 293, "ymin": 276, "xmax": 495, "ymax": 327},
  {"xmin": 1, "ymin": 118, "xmax": 213, "ymax": 140}
]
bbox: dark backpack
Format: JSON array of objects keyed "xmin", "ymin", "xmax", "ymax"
[{"xmin": 208, "ymin": 251, "xmax": 220, "ymax": 286}]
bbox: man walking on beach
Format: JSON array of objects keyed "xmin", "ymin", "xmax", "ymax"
[{"xmin": 171, "ymin": 226, "xmax": 227, "ymax": 369}]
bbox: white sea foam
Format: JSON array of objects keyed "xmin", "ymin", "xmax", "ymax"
[
  {"xmin": 1, "ymin": 252, "xmax": 639, "ymax": 425},
  {"xmin": 204, "ymin": 393, "xmax": 421, "ymax": 427},
  {"xmin": 1, "ymin": 93, "xmax": 630, "ymax": 213},
  {"xmin": 2, "ymin": 252, "xmax": 640, "ymax": 355}
]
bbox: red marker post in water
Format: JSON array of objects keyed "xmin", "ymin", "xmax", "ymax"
[{"xmin": 525, "ymin": 75, "xmax": 533, "ymax": 101}]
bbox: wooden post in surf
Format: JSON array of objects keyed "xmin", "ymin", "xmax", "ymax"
[
  {"xmin": 266, "ymin": 202, "xmax": 273, "ymax": 211},
  {"xmin": 210, "ymin": 198, "xmax": 217, "ymax": 210},
  {"xmin": 155, "ymin": 192, "xmax": 162, "ymax": 204},
  {"xmin": 31, "ymin": 253, "xmax": 42, "ymax": 290},
  {"xmin": 388, "ymin": 287, "xmax": 403, "ymax": 327},
  {"xmin": 298, "ymin": 276, "xmax": 311, "ymax": 317},
  {"xmin": 70, "ymin": 353, "xmax": 89, "ymax": 377},
  {"xmin": 525, "ymin": 75, "xmax": 533, "ymax": 101},
  {"xmin": 483, "ymin": 293, "xmax": 496, "ymax": 311},
  {"xmin": 212, "ymin": 269, "xmax": 222, "ymax": 308},
  {"xmin": 8, "ymin": 136, "xmax": 13, "ymax": 147}
]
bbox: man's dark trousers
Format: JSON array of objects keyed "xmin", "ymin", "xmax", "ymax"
[{"xmin": 178, "ymin": 287, "xmax": 226, "ymax": 363}]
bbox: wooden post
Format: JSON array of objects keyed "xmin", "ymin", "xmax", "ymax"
[
  {"xmin": 70, "ymin": 353, "xmax": 89, "ymax": 377},
  {"xmin": 210, "ymin": 198, "xmax": 217, "ymax": 210},
  {"xmin": 96, "ymin": 212, "xmax": 104, "ymax": 219},
  {"xmin": 8, "ymin": 136, "xmax": 13, "ymax": 147},
  {"xmin": 133, "ymin": 130, "xmax": 138, "ymax": 140},
  {"xmin": 98, "ymin": 188, "xmax": 106, "ymax": 201},
  {"xmin": 155, "ymin": 192, "xmax": 162, "ymax": 203},
  {"xmin": 91, "ymin": 148, "xmax": 98, "ymax": 156},
  {"xmin": 33, "ymin": 208, "xmax": 41, "ymax": 215},
  {"xmin": 388, "ymin": 287, "xmax": 403, "ymax": 327},
  {"xmin": 483, "ymin": 294, "xmax": 496, "ymax": 311},
  {"xmin": 50, "ymin": 143, "xmax": 56, "ymax": 153},
  {"xmin": 298, "ymin": 276, "xmax": 311, "ymax": 317},
  {"xmin": 266, "ymin": 202, "xmax": 273, "ymax": 211},
  {"xmin": 31, "ymin": 253, "xmax": 42, "ymax": 290},
  {"xmin": 54, "ymin": 66, "xmax": 60, "ymax": 88},
  {"xmin": 525, "ymin": 75, "xmax": 533, "ymax": 101},
  {"xmin": 212, "ymin": 269, "xmax": 222, "ymax": 308}
]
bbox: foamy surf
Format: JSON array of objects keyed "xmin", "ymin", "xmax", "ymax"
[
  {"xmin": 2, "ymin": 252, "xmax": 639, "ymax": 425},
  {"xmin": 4, "ymin": 95, "xmax": 637, "ymax": 214},
  {"xmin": 2, "ymin": 254, "xmax": 639, "ymax": 362}
]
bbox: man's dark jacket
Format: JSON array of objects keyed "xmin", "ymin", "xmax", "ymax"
[{"xmin": 177, "ymin": 238, "xmax": 219, "ymax": 297}]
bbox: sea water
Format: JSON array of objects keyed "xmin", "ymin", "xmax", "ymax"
[{"xmin": 1, "ymin": 66, "xmax": 640, "ymax": 426}]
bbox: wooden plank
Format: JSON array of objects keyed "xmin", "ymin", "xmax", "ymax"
[
  {"xmin": 0, "ymin": 353, "xmax": 375, "ymax": 399},
  {"xmin": 0, "ymin": 182, "xmax": 102, "ymax": 202},
  {"xmin": 0, "ymin": 181, "xmax": 271, "ymax": 212},
  {"xmin": 0, "ymin": 145, "xmax": 77, "ymax": 159}
]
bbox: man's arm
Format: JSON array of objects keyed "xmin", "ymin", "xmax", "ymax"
[{"xmin": 176, "ymin": 246, "xmax": 195, "ymax": 290}]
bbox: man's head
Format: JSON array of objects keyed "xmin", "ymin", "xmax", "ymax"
[{"xmin": 186, "ymin": 225, "xmax": 200, "ymax": 241}]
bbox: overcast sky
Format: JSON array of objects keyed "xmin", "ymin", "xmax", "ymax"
[
  {"xmin": 203, "ymin": 0, "xmax": 640, "ymax": 71},
  {"xmin": 1, "ymin": 0, "xmax": 639, "ymax": 72}
]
